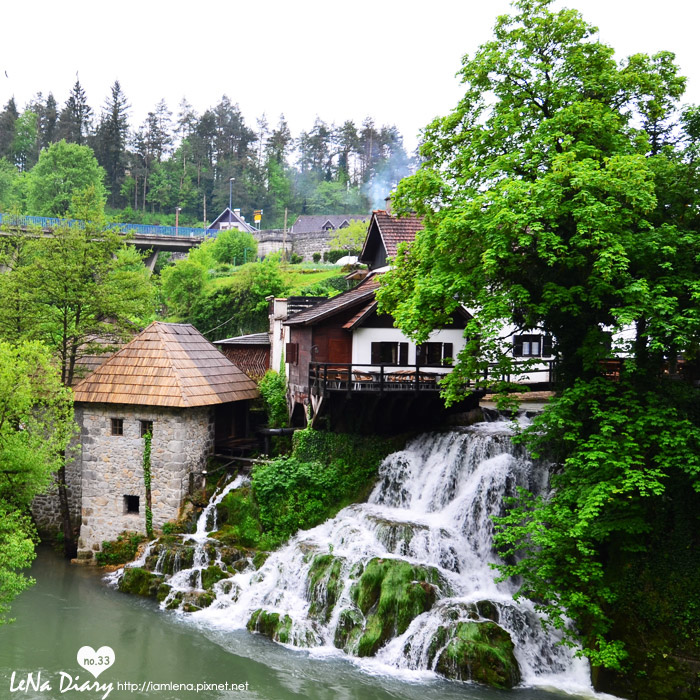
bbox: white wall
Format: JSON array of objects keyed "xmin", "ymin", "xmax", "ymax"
[{"xmin": 351, "ymin": 327, "xmax": 466, "ymax": 372}]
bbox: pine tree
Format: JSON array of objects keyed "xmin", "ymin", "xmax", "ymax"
[{"xmin": 57, "ymin": 78, "xmax": 93, "ymax": 145}]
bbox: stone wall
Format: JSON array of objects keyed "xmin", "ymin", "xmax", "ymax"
[
  {"xmin": 77, "ymin": 403, "xmax": 214, "ymax": 556},
  {"xmin": 253, "ymin": 229, "xmax": 334, "ymax": 261},
  {"xmin": 32, "ymin": 405, "xmax": 84, "ymax": 536}
]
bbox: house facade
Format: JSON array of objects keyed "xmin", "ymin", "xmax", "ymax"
[{"xmin": 72, "ymin": 322, "xmax": 258, "ymax": 558}]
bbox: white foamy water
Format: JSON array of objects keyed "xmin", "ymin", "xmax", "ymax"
[{"xmin": 140, "ymin": 421, "xmax": 599, "ymax": 694}]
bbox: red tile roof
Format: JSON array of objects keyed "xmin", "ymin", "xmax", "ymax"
[{"xmin": 365, "ymin": 210, "xmax": 423, "ymax": 260}]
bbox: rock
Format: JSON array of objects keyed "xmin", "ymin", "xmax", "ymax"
[
  {"xmin": 434, "ymin": 621, "xmax": 520, "ymax": 689},
  {"xmin": 118, "ymin": 567, "xmax": 163, "ymax": 598}
]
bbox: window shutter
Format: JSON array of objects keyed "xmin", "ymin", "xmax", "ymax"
[
  {"xmin": 371, "ymin": 343, "xmax": 381, "ymax": 364},
  {"xmin": 285, "ymin": 342, "xmax": 298, "ymax": 365},
  {"xmin": 513, "ymin": 337, "xmax": 524, "ymax": 357},
  {"xmin": 443, "ymin": 343, "xmax": 453, "ymax": 363},
  {"xmin": 542, "ymin": 335, "xmax": 553, "ymax": 356},
  {"xmin": 399, "ymin": 342, "xmax": 408, "ymax": 365},
  {"xmin": 416, "ymin": 344, "xmax": 426, "ymax": 365}
]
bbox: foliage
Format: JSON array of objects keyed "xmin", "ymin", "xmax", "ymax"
[
  {"xmin": 0, "ymin": 188, "xmax": 154, "ymax": 385},
  {"xmin": 95, "ymin": 532, "xmax": 146, "ymax": 566},
  {"xmin": 251, "ymin": 430, "xmax": 403, "ymax": 546},
  {"xmin": 376, "ymin": 0, "xmax": 700, "ymax": 672},
  {"xmin": 258, "ymin": 370, "xmax": 288, "ymax": 428},
  {"xmin": 0, "ymin": 341, "xmax": 75, "ymax": 620},
  {"xmin": 494, "ymin": 376, "xmax": 700, "ymax": 669},
  {"xmin": 329, "ymin": 218, "xmax": 368, "ymax": 252},
  {"xmin": 210, "ymin": 229, "xmax": 257, "ymax": 266},
  {"xmin": 142, "ymin": 431, "xmax": 153, "ymax": 538},
  {"xmin": 25, "ymin": 140, "xmax": 106, "ymax": 216}
]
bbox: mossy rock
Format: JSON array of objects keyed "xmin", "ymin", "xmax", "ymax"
[
  {"xmin": 201, "ymin": 564, "xmax": 229, "ymax": 590},
  {"xmin": 165, "ymin": 591, "xmax": 184, "ymax": 610},
  {"xmin": 157, "ymin": 583, "xmax": 171, "ymax": 603},
  {"xmin": 435, "ymin": 621, "xmax": 520, "ymax": 689},
  {"xmin": 96, "ymin": 532, "xmax": 146, "ymax": 566},
  {"xmin": 247, "ymin": 609, "xmax": 293, "ymax": 643},
  {"xmin": 307, "ymin": 554, "xmax": 344, "ymax": 623},
  {"xmin": 118, "ymin": 567, "xmax": 163, "ymax": 598},
  {"xmin": 218, "ymin": 545, "xmax": 247, "ymax": 567},
  {"xmin": 252, "ymin": 551, "xmax": 270, "ymax": 570},
  {"xmin": 334, "ymin": 608, "xmax": 365, "ymax": 652},
  {"xmin": 349, "ymin": 558, "xmax": 443, "ymax": 657}
]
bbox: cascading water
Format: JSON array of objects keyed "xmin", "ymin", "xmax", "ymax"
[{"xmin": 141, "ymin": 420, "xmax": 595, "ymax": 693}]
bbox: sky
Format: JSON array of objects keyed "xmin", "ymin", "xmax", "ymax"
[{"xmin": 2, "ymin": 0, "xmax": 699, "ymax": 153}]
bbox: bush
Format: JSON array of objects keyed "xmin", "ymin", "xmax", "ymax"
[
  {"xmin": 289, "ymin": 253, "xmax": 303, "ymax": 264},
  {"xmin": 258, "ymin": 370, "xmax": 288, "ymax": 428},
  {"xmin": 95, "ymin": 532, "xmax": 146, "ymax": 566},
  {"xmin": 312, "ymin": 252, "xmax": 322, "ymax": 263},
  {"xmin": 250, "ymin": 430, "xmax": 404, "ymax": 545}
]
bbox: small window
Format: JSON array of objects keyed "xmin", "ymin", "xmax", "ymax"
[
  {"xmin": 371, "ymin": 342, "xmax": 409, "ymax": 366},
  {"xmin": 417, "ymin": 342, "xmax": 454, "ymax": 367},
  {"xmin": 286, "ymin": 342, "xmax": 299, "ymax": 365},
  {"xmin": 124, "ymin": 495, "xmax": 139, "ymax": 514},
  {"xmin": 140, "ymin": 420, "xmax": 153, "ymax": 437},
  {"xmin": 111, "ymin": 418, "xmax": 124, "ymax": 436},
  {"xmin": 513, "ymin": 334, "xmax": 553, "ymax": 357}
]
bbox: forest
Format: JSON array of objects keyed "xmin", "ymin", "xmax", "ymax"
[{"xmin": 0, "ymin": 81, "xmax": 412, "ymax": 227}]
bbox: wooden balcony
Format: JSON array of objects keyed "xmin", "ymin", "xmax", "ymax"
[{"xmin": 309, "ymin": 362, "xmax": 447, "ymax": 395}]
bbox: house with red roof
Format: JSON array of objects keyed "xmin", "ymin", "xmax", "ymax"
[{"xmin": 281, "ymin": 209, "xmax": 474, "ymax": 430}]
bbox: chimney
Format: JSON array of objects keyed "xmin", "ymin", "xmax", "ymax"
[
  {"xmin": 384, "ymin": 195, "xmax": 392, "ymax": 215},
  {"xmin": 234, "ymin": 208, "xmax": 241, "ymax": 217}
]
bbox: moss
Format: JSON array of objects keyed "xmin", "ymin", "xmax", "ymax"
[
  {"xmin": 165, "ymin": 591, "xmax": 184, "ymax": 610},
  {"xmin": 200, "ymin": 565, "xmax": 229, "ymax": 590},
  {"xmin": 118, "ymin": 567, "xmax": 163, "ymax": 598},
  {"xmin": 307, "ymin": 554, "xmax": 344, "ymax": 622},
  {"xmin": 252, "ymin": 551, "xmax": 270, "ymax": 570},
  {"xmin": 156, "ymin": 584, "xmax": 171, "ymax": 602},
  {"xmin": 214, "ymin": 487, "xmax": 262, "ymax": 548},
  {"xmin": 333, "ymin": 608, "xmax": 365, "ymax": 652},
  {"xmin": 247, "ymin": 609, "xmax": 292, "ymax": 642},
  {"xmin": 435, "ymin": 621, "xmax": 520, "ymax": 689},
  {"xmin": 95, "ymin": 532, "xmax": 146, "ymax": 566},
  {"xmin": 348, "ymin": 558, "xmax": 443, "ymax": 657}
]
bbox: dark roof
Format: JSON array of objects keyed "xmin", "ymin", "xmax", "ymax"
[
  {"xmin": 209, "ymin": 207, "xmax": 256, "ymax": 233},
  {"xmin": 73, "ymin": 322, "xmax": 259, "ymax": 407},
  {"xmin": 285, "ymin": 277, "xmax": 381, "ymax": 326},
  {"xmin": 291, "ymin": 214, "xmax": 367, "ymax": 234},
  {"xmin": 359, "ymin": 210, "xmax": 423, "ymax": 264},
  {"xmin": 214, "ymin": 332, "xmax": 270, "ymax": 346}
]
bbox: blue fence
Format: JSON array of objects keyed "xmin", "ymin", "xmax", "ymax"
[{"xmin": 0, "ymin": 213, "xmax": 219, "ymax": 239}]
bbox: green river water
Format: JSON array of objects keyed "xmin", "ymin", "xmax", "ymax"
[{"xmin": 0, "ymin": 549, "xmax": 605, "ymax": 700}]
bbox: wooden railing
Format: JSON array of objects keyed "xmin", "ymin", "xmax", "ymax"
[{"xmin": 309, "ymin": 359, "xmax": 557, "ymax": 396}]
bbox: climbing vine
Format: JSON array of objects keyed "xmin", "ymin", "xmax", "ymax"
[{"xmin": 143, "ymin": 431, "xmax": 153, "ymax": 538}]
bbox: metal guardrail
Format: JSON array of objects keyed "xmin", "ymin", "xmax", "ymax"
[{"xmin": 0, "ymin": 212, "xmax": 219, "ymax": 239}]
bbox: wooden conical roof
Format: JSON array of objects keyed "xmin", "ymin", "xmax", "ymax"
[{"xmin": 73, "ymin": 322, "xmax": 259, "ymax": 408}]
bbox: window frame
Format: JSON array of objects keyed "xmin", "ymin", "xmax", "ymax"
[
  {"xmin": 110, "ymin": 418, "xmax": 124, "ymax": 436},
  {"xmin": 370, "ymin": 341, "xmax": 409, "ymax": 366}
]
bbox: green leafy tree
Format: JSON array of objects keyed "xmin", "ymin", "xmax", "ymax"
[
  {"xmin": 377, "ymin": 0, "xmax": 700, "ymax": 672},
  {"xmin": 161, "ymin": 258, "xmax": 208, "ymax": 318},
  {"xmin": 0, "ymin": 189, "xmax": 154, "ymax": 556},
  {"xmin": 329, "ymin": 218, "xmax": 367, "ymax": 252},
  {"xmin": 26, "ymin": 140, "xmax": 106, "ymax": 216},
  {"xmin": 211, "ymin": 228, "xmax": 257, "ymax": 265},
  {"xmin": 0, "ymin": 341, "xmax": 74, "ymax": 622},
  {"xmin": 12, "ymin": 111, "xmax": 38, "ymax": 172}
]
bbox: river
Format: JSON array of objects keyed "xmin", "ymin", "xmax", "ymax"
[{"xmin": 0, "ymin": 548, "xmax": 609, "ymax": 700}]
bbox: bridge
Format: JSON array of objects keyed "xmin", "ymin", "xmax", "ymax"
[{"xmin": 0, "ymin": 213, "xmax": 217, "ymax": 269}]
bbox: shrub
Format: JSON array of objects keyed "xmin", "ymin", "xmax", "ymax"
[{"xmin": 95, "ymin": 532, "xmax": 146, "ymax": 566}]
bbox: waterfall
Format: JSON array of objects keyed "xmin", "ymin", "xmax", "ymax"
[{"xmin": 147, "ymin": 420, "xmax": 595, "ymax": 692}]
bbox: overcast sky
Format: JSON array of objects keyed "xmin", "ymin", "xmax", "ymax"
[{"xmin": 2, "ymin": 0, "xmax": 698, "ymax": 153}]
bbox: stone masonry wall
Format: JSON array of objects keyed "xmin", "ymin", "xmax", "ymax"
[
  {"xmin": 32, "ymin": 404, "xmax": 84, "ymax": 536},
  {"xmin": 254, "ymin": 230, "xmax": 333, "ymax": 261},
  {"xmin": 77, "ymin": 403, "xmax": 214, "ymax": 555}
]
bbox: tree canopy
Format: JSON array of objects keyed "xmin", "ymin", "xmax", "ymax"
[
  {"xmin": 0, "ymin": 341, "xmax": 74, "ymax": 623},
  {"xmin": 377, "ymin": 0, "xmax": 700, "ymax": 673}
]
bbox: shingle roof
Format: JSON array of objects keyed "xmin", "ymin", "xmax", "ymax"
[
  {"xmin": 291, "ymin": 214, "xmax": 367, "ymax": 234},
  {"xmin": 284, "ymin": 277, "xmax": 381, "ymax": 326},
  {"xmin": 73, "ymin": 322, "xmax": 259, "ymax": 407},
  {"xmin": 360, "ymin": 210, "xmax": 423, "ymax": 262},
  {"xmin": 214, "ymin": 332, "xmax": 270, "ymax": 346}
]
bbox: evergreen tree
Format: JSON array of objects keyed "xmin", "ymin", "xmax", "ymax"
[
  {"xmin": 0, "ymin": 98, "xmax": 18, "ymax": 161},
  {"xmin": 57, "ymin": 78, "xmax": 93, "ymax": 145},
  {"xmin": 94, "ymin": 80, "xmax": 130, "ymax": 207}
]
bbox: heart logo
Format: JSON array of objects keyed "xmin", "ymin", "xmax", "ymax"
[{"xmin": 76, "ymin": 646, "xmax": 115, "ymax": 679}]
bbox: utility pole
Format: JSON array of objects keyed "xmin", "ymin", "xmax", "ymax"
[{"xmin": 283, "ymin": 207, "xmax": 288, "ymax": 262}]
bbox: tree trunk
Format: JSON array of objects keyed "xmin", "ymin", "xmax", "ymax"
[{"xmin": 57, "ymin": 462, "xmax": 77, "ymax": 558}]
